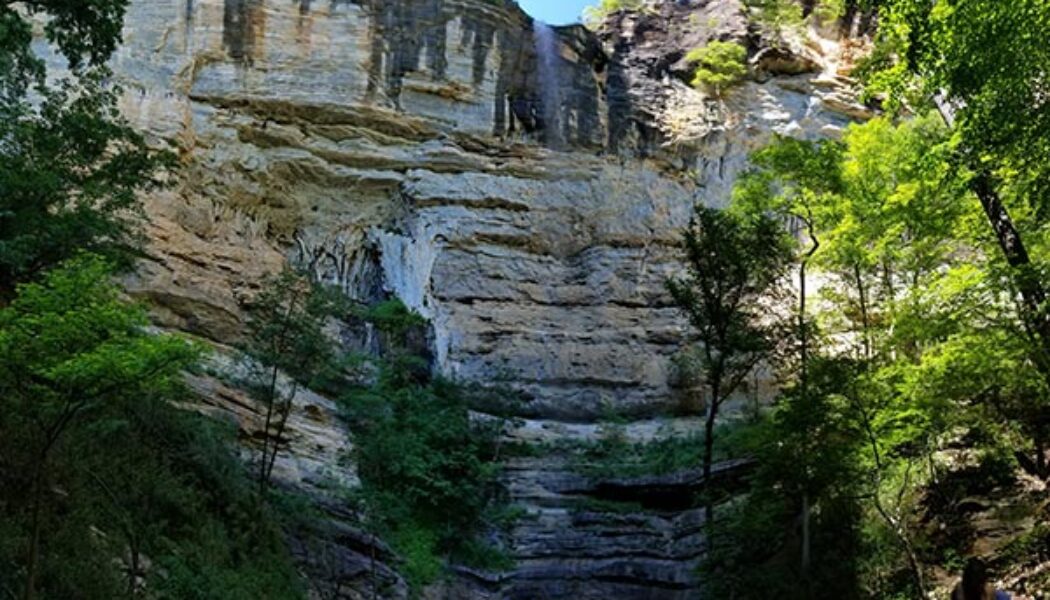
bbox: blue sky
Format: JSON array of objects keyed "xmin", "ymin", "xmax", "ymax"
[{"xmin": 518, "ymin": 0, "xmax": 592, "ymax": 24}]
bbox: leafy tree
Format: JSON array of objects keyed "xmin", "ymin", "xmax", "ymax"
[
  {"xmin": 0, "ymin": 3, "xmax": 307, "ymax": 598},
  {"xmin": 686, "ymin": 41, "xmax": 748, "ymax": 96},
  {"xmin": 732, "ymin": 137, "xmax": 853, "ymax": 575},
  {"xmin": 866, "ymin": 0, "xmax": 1050, "ymax": 383},
  {"xmin": 0, "ymin": 0, "xmax": 168, "ymax": 297},
  {"xmin": 0, "ymin": 73, "xmax": 169, "ymax": 295},
  {"xmin": 0, "ymin": 256, "xmax": 307, "ymax": 599},
  {"xmin": 0, "ymin": 256, "xmax": 196, "ymax": 599},
  {"xmin": 744, "ymin": 0, "xmax": 852, "ymax": 37},
  {"xmin": 0, "ymin": 0, "xmax": 131, "ymax": 100},
  {"xmin": 667, "ymin": 206, "xmax": 792, "ymax": 523},
  {"xmin": 715, "ymin": 111, "xmax": 1050, "ymax": 596},
  {"xmin": 243, "ymin": 269, "xmax": 339, "ymax": 496},
  {"xmin": 735, "ymin": 137, "xmax": 843, "ymax": 393},
  {"xmin": 702, "ymin": 357, "xmax": 864, "ymax": 599}
]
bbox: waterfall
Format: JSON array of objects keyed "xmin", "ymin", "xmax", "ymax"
[{"xmin": 532, "ymin": 20, "xmax": 564, "ymax": 148}]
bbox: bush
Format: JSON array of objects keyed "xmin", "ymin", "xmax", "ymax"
[
  {"xmin": 686, "ymin": 41, "xmax": 748, "ymax": 95},
  {"xmin": 582, "ymin": 0, "xmax": 646, "ymax": 29},
  {"xmin": 342, "ymin": 300, "xmax": 511, "ymax": 593},
  {"xmin": 0, "ymin": 259, "xmax": 305, "ymax": 599}
]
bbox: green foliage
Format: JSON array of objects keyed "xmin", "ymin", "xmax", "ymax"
[
  {"xmin": 686, "ymin": 41, "xmax": 747, "ymax": 95},
  {"xmin": 242, "ymin": 269, "xmax": 342, "ymax": 493},
  {"xmin": 0, "ymin": 69, "xmax": 170, "ymax": 296},
  {"xmin": 449, "ymin": 537, "xmax": 516, "ymax": 573},
  {"xmin": 571, "ymin": 429, "xmax": 704, "ymax": 479},
  {"xmin": 0, "ymin": 0, "xmax": 131, "ymax": 100},
  {"xmin": 0, "ymin": 0, "xmax": 169, "ymax": 297},
  {"xmin": 714, "ymin": 109, "xmax": 1050, "ymax": 596},
  {"xmin": 582, "ymin": 0, "xmax": 645, "ymax": 30},
  {"xmin": 701, "ymin": 358, "xmax": 865, "ymax": 599},
  {"xmin": 869, "ymin": 0, "xmax": 1050, "ymax": 213},
  {"xmin": 0, "ymin": 257, "xmax": 304, "ymax": 599},
  {"xmin": 571, "ymin": 497, "xmax": 646, "ymax": 515},
  {"xmin": 360, "ymin": 298, "xmax": 428, "ymax": 336},
  {"xmin": 342, "ymin": 300, "xmax": 511, "ymax": 592},
  {"xmin": 744, "ymin": 0, "xmax": 850, "ymax": 36},
  {"xmin": 668, "ymin": 205, "xmax": 792, "ymax": 521},
  {"xmin": 667, "ymin": 207, "xmax": 792, "ymax": 401},
  {"xmin": 245, "ymin": 269, "xmax": 341, "ymax": 387},
  {"xmin": 864, "ymin": 2, "xmax": 1050, "ymax": 370},
  {"xmin": 745, "ymin": 0, "xmax": 806, "ymax": 29}
]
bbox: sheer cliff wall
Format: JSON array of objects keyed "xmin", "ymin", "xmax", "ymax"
[{"xmin": 95, "ymin": 0, "xmax": 872, "ymax": 596}]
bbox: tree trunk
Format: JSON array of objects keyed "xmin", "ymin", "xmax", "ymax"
[
  {"xmin": 854, "ymin": 262, "xmax": 871, "ymax": 360},
  {"xmin": 264, "ymin": 384, "xmax": 298, "ymax": 486},
  {"xmin": 128, "ymin": 537, "xmax": 140, "ymax": 599},
  {"xmin": 1036, "ymin": 433, "xmax": 1047, "ymax": 480},
  {"xmin": 21, "ymin": 470, "xmax": 43, "ymax": 600},
  {"xmin": 702, "ymin": 390, "xmax": 719, "ymax": 525},
  {"xmin": 935, "ymin": 96, "xmax": 1050, "ymax": 376},
  {"xmin": 800, "ymin": 259, "xmax": 809, "ymax": 404},
  {"xmin": 801, "ymin": 493, "xmax": 812, "ymax": 575},
  {"xmin": 258, "ymin": 284, "xmax": 305, "ymax": 497},
  {"xmin": 258, "ymin": 363, "xmax": 280, "ymax": 496}
]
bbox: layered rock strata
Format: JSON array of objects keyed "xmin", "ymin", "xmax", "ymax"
[{"xmin": 91, "ymin": 0, "xmax": 874, "ymax": 596}]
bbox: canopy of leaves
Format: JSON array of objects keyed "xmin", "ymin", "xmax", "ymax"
[
  {"xmin": 0, "ymin": 72, "xmax": 169, "ymax": 294},
  {"xmin": 0, "ymin": 257, "xmax": 304, "ymax": 598},
  {"xmin": 0, "ymin": 255, "xmax": 197, "ymax": 416},
  {"xmin": 667, "ymin": 206, "xmax": 792, "ymax": 402},
  {"xmin": 702, "ymin": 361, "xmax": 864, "ymax": 600},
  {"xmin": 867, "ymin": 0, "xmax": 1050, "ymax": 219},
  {"xmin": 0, "ymin": 0, "xmax": 169, "ymax": 297},
  {"xmin": 341, "ymin": 301, "xmax": 510, "ymax": 591},
  {"xmin": 0, "ymin": 0, "xmax": 130, "ymax": 99},
  {"xmin": 244, "ymin": 269, "xmax": 341, "ymax": 387},
  {"xmin": 582, "ymin": 0, "xmax": 645, "ymax": 29},
  {"xmin": 711, "ymin": 112, "xmax": 1048, "ymax": 596},
  {"xmin": 686, "ymin": 41, "xmax": 748, "ymax": 95}
]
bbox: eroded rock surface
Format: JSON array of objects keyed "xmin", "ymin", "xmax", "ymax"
[{"xmin": 97, "ymin": 0, "xmax": 873, "ymax": 596}]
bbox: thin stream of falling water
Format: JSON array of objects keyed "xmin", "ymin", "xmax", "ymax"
[{"xmin": 532, "ymin": 20, "xmax": 564, "ymax": 148}]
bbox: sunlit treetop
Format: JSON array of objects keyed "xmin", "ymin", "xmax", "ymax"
[{"xmin": 863, "ymin": 0, "xmax": 1050, "ymax": 218}]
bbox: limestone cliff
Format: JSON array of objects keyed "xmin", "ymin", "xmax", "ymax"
[{"xmin": 100, "ymin": 0, "xmax": 872, "ymax": 596}]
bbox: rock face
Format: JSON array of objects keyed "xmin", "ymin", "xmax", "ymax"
[{"xmin": 100, "ymin": 0, "xmax": 872, "ymax": 596}]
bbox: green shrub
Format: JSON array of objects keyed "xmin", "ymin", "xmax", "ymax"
[
  {"xmin": 572, "ymin": 431, "xmax": 703, "ymax": 478},
  {"xmin": 359, "ymin": 298, "xmax": 427, "ymax": 335},
  {"xmin": 389, "ymin": 526, "xmax": 444, "ymax": 591},
  {"xmin": 744, "ymin": 0, "xmax": 847, "ymax": 31},
  {"xmin": 342, "ymin": 300, "xmax": 512, "ymax": 593},
  {"xmin": 450, "ymin": 538, "xmax": 515, "ymax": 572},
  {"xmin": 568, "ymin": 419, "xmax": 760, "ymax": 479},
  {"xmin": 686, "ymin": 41, "xmax": 748, "ymax": 95},
  {"xmin": 0, "ymin": 258, "xmax": 305, "ymax": 599},
  {"xmin": 582, "ymin": 0, "xmax": 646, "ymax": 29}
]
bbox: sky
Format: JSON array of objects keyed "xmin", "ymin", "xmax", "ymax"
[{"xmin": 518, "ymin": 0, "xmax": 592, "ymax": 25}]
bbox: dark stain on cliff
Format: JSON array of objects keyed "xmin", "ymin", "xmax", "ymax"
[
  {"xmin": 354, "ymin": 0, "xmax": 453, "ymax": 106},
  {"xmin": 350, "ymin": 0, "xmax": 606, "ymax": 149},
  {"xmin": 223, "ymin": 0, "xmax": 266, "ymax": 64},
  {"xmin": 560, "ymin": 25, "xmax": 605, "ymax": 147},
  {"xmin": 354, "ymin": 0, "xmax": 528, "ymax": 113},
  {"xmin": 495, "ymin": 23, "xmax": 605, "ymax": 149},
  {"xmin": 606, "ymin": 38, "xmax": 634, "ymax": 153},
  {"xmin": 460, "ymin": 16, "xmax": 496, "ymax": 85}
]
